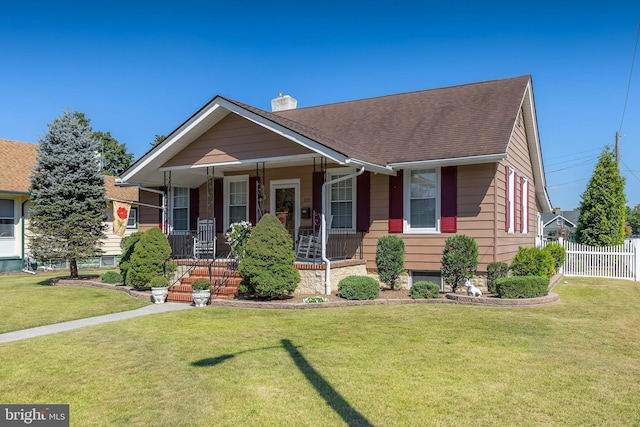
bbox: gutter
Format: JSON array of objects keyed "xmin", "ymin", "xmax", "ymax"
[{"xmin": 321, "ymin": 167, "xmax": 365, "ymax": 295}]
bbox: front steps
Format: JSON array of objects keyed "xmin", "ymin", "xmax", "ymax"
[{"xmin": 167, "ymin": 259, "xmax": 240, "ymax": 304}]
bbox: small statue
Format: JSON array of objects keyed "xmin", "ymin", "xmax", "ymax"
[{"xmin": 465, "ymin": 279, "xmax": 482, "ymax": 297}]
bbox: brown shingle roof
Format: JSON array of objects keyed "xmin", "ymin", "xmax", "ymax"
[
  {"xmin": 0, "ymin": 138, "xmax": 137, "ymax": 200},
  {"xmin": 273, "ymin": 75, "xmax": 530, "ymax": 165}
]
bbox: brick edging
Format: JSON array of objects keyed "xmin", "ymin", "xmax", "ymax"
[{"xmin": 52, "ymin": 279, "xmax": 151, "ymax": 302}]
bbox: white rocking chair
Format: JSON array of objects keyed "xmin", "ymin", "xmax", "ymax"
[
  {"xmin": 297, "ymin": 232, "xmax": 322, "ymax": 260},
  {"xmin": 194, "ymin": 218, "xmax": 216, "ymax": 259}
]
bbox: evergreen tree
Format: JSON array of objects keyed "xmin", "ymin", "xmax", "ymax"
[
  {"xmin": 29, "ymin": 111, "xmax": 107, "ymax": 278},
  {"xmin": 576, "ymin": 146, "xmax": 626, "ymax": 246}
]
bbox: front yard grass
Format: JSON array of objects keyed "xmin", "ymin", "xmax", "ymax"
[
  {"xmin": 0, "ymin": 276, "xmax": 639, "ymax": 425},
  {"xmin": 0, "ymin": 270, "xmax": 148, "ymax": 333}
]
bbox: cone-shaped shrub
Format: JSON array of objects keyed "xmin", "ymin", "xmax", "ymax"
[
  {"xmin": 238, "ymin": 214, "xmax": 300, "ymax": 298},
  {"xmin": 127, "ymin": 228, "xmax": 172, "ymax": 289},
  {"xmin": 441, "ymin": 235, "xmax": 478, "ymax": 293},
  {"xmin": 375, "ymin": 235, "xmax": 405, "ymax": 289}
]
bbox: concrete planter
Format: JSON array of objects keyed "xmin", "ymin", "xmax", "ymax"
[
  {"xmin": 151, "ymin": 287, "xmax": 169, "ymax": 304},
  {"xmin": 192, "ymin": 290, "xmax": 211, "ymax": 307}
]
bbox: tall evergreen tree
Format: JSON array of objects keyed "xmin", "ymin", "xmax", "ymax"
[
  {"xmin": 29, "ymin": 111, "xmax": 107, "ymax": 278},
  {"xmin": 575, "ymin": 146, "xmax": 626, "ymax": 246}
]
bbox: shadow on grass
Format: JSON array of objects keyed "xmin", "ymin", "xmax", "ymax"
[
  {"xmin": 281, "ymin": 339, "xmax": 373, "ymax": 427},
  {"xmin": 191, "ymin": 345, "xmax": 282, "ymax": 368}
]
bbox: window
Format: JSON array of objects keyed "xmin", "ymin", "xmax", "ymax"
[
  {"xmin": 405, "ymin": 168, "xmax": 439, "ymax": 232},
  {"xmin": 0, "ymin": 199, "xmax": 15, "ymax": 238},
  {"xmin": 327, "ymin": 171, "xmax": 355, "ymax": 230},
  {"xmin": 506, "ymin": 166, "xmax": 515, "ymax": 234},
  {"xmin": 172, "ymin": 187, "xmax": 189, "ymax": 231},
  {"xmin": 127, "ymin": 208, "xmax": 138, "ymax": 229},
  {"xmin": 225, "ymin": 176, "xmax": 248, "ymax": 228},
  {"xmin": 521, "ymin": 177, "xmax": 529, "ymax": 234}
]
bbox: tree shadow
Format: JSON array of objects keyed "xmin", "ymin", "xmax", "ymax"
[{"xmin": 281, "ymin": 339, "xmax": 373, "ymax": 427}]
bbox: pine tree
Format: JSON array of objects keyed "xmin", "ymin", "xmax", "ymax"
[
  {"xmin": 28, "ymin": 111, "xmax": 107, "ymax": 278},
  {"xmin": 576, "ymin": 146, "xmax": 626, "ymax": 246}
]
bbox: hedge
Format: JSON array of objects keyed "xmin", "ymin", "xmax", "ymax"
[{"xmin": 494, "ymin": 276, "xmax": 549, "ymax": 299}]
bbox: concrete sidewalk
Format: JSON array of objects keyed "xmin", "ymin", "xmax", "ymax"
[{"xmin": 0, "ymin": 303, "xmax": 192, "ymax": 344}]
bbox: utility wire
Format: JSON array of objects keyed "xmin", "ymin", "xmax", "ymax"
[{"xmin": 619, "ymin": 22, "xmax": 640, "ymax": 132}]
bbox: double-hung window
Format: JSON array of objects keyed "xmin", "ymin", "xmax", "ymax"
[
  {"xmin": 172, "ymin": 187, "xmax": 189, "ymax": 231},
  {"xmin": 405, "ymin": 168, "xmax": 439, "ymax": 232},
  {"xmin": 0, "ymin": 199, "xmax": 14, "ymax": 238},
  {"xmin": 225, "ymin": 176, "xmax": 248, "ymax": 228},
  {"xmin": 327, "ymin": 170, "xmax": 355, "ymax": 231},
  {"xmin": 127, "ymin": 208, "xmax": 138, "ymax": 229}
]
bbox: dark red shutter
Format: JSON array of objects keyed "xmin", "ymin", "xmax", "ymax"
[
  {"xmin": 312, "ymin": 171, "xmax": 324, "ymax": 229},
  {"xmin": 356, "ymin": 171, "xmax": 371, "ymax": 232},
  {"xmin": 189, "ymin": 188, "xmax": 199, "ymax": 231},
  {"xmin": 249, "ymin": 176, "xmax": 257, "ymax": 225},
  {"xmin": 214, "ymin": 178, "xmax": 223, "ymax": 233},
  {"xmin": 504, "ymin": 165, "xmax": 510, "ymax": 232},
  {"xmin": 440, "ymin": 166, "xmax": 457, "ymax": 233},
  {"xmin": 388, "ymin": 171, "xmax": 403, "ymax": 233}
]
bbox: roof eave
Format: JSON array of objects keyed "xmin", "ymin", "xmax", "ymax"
[{"xmin": 388, "ymin": 153, "xmax": 508, "ymax": 169}]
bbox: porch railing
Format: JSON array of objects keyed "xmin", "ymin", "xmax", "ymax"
[{"xmin": 297, "ymin": 228, "xmax": 364, "ymax": 261}]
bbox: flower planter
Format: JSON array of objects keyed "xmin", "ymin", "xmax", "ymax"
[
  {"xmin": 151, "ymin": 287, "xmax": 169, "ymax": 304},
  {"xmin": 192, "ymin": 290, "xmax": 211, "ymax": 307}
]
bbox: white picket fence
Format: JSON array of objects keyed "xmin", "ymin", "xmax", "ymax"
[{"xmin": 562, "ymin": 239, "xmax": 640, "ymax": 281}]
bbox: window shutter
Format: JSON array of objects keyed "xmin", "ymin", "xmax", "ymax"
[
  {"xmin": 249, "ymin": 176, "xmax": 258, "ymax": 225},
  {"xmin": 214, "ymin": 178, "xmax": 223, "ymax": 233},
  {"xmin": 312, "ymin": 171, "xmax": 324, "ymax": 229},
  {"xmin": 388, "ymin": 171, "xmax": 403, "ymax": 233},
  {"xmin": 356, "ymin": 171, "xmax": 371, "ymax": 232},
  {"xmin": 440, "ymin": 166, "xmax": 457, "ymax": 233},
  {"xmin": 504, "ymin": 165, "xmax": 510, "ymax": 232},
  {"xmin": 189, "ymin": 188, "xmax": 199, "ymax": 231}
]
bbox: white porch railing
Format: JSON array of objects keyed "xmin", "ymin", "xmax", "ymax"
[{"xmin": 563, "ymin": 239, "xmax": 640, "ymax": 281}]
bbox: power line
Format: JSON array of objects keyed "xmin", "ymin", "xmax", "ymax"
[{"xmin": 619, "ymin": 22, "xmax": 640, "ymax": 132}]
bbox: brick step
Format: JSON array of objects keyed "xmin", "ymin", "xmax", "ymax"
[
  {"xmin": 166, "ymin": 293, "xmax": 194, "ymax": 303},
  {"xmin": 212, "ymin": 286, "xmax": 238, "ymax": 296},
  {"xmin": 190, "ymin": 268, "xmax": 241, "ymax": 278},
  {"xmin": 180, "ymin": 276, "xmax": 242, "ymax": 286}
]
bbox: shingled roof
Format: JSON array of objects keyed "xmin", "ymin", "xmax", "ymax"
[
  {"xmin": 0, "ymin": 138, "xmax": 137, "ymax": 200},
  {"xmin": 272, "ymin": 75, "xmax": 531, "ymax": 165}
]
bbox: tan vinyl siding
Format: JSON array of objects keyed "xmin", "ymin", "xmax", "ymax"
[
  {"xmin": 163, "ymin": 114, "xmax": 313, "ymax": 168},
  {"xmin": 139, "ymin": 190, "xmax": 162, "ymax": 232}
]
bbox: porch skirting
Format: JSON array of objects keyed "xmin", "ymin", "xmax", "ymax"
[{"xmin": 294, "ymin": 259, "xmax": 367, "ymax": 295}]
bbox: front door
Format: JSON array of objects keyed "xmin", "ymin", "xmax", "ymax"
[{"xmin": 270, "ymin": 179, "xmax": 300, "ymax": 239}]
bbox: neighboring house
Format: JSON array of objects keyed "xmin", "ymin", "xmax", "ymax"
[
  {"xmin": 541, "ymin": 208, "xmax": 579, "ymax": 243},
  {"xmin": 119, "ymin": 75, "xmax": 553, "ymax": 290},
  {"xmin": 0, "ymin": 138, "xmax": 139, "ymax": 272}
]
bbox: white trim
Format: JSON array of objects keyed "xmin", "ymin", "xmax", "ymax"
[
  {"xmin": 403, "ymin": 168, "xmax": 441, "ymax": 234},
  {"xmin": 507, "ymin": 166, "xmax": 515, "ymax": 234},
  {"xmin": 388, "ymin": 153, "xmax": 507, "ymax": 169},
  {"xmin": 224, "ymin": 175, "xmax": 249, "ymax": 230},
  {"xmin": 326, "ymin": 167, "xmax": 357, "ymax": 232},
  {"xmin": 521, "ymin": 176, "xmax": 529, "ymax": 234}
]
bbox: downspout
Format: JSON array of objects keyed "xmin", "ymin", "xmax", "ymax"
[{"xmin": 321, "ymin": 167, "xmax": 365, "ymax": 295}]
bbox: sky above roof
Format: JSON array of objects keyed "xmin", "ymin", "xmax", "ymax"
[{"xmin": 1, "ymin": 1, "xmax": 639, "ymax": 210}]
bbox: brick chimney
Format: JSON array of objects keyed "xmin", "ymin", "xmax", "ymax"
[{"xmin": 271, "ymin": 93, "xmax": 297, "ymax": 112}]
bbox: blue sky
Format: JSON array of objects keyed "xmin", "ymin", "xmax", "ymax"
[{"xmin": 1, "ymin": 1, "xmax": 639, "ymax": 210}]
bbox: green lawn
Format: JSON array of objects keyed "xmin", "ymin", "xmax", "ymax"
[
  {"xmin": 0, "ymin": 276, "xmax": 639, "ymax": 426},
  {"xmin": 0, "ymin": 270, "xmax": 149, "ymax": 333}
]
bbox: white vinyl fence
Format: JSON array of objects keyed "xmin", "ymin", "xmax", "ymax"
[{"xmin": 562, "ymin": 239, "xmax": 640, "ymax": 281}]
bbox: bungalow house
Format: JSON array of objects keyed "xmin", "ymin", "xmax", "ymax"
[
  {"xmin": 541, "ymin": 208, "xmax": 579, "ymax": 243},
  {"xmin": 0, "ymin": 138, "xmax": 139, "ymax": 272},
  {"xmin": 119, "ymin": 75, "xmax": 553, "ymax": 293}
]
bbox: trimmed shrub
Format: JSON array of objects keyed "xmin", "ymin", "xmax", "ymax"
[
  {"xmin": 441, "ymin": 235, "xmax": 478, "ymax": 293},
  {"xmin": 542, "ymin": 242, "xmax": 566, "ymax": 271},
  {"xmin": 410, "ymin": 281, "xmax": 440, "ymax": 299},
  {"xmin": 487, "ymin": 261, "xmax": 509, "ymax": 294},
  {"xmin": 118, "ymin": 231, "xmax": 142, "ymax": 285},
  {"xmin": 191, "ymin": 278, "xmax": 211, "ymax": 291},
  {"xmin": 494, "ymin": 276, "xmax": 549, "ymax": 299},
  {"xmin": 149, "ymin": 276, "xmax": 169, "ymax": 288},
  {"xmin": 127, "ymin": 228, "xmax": 172, "ymax": 289},
  {"xmin": 337, "ymin": 276, "xmax": 380, "ymax": 300},
  {"xmin": 238, "ymin": 214, "xmax": 300, "ymax": 299},
  {"xmin": 511, "ymin": 246, "xmax": 555, "ymax": 278},
  {"xmin": 375, "ymin": 235, "xmax": 405, "ymax": 289},
  {"xmin": 101, "ymin": 271, "xmax": 122, "ymax": 284}
]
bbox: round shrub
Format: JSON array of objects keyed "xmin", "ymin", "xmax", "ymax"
[
  {"xmin": 149, "ymin": 276, "xmax": 169, "ymax": 288},
  {"xmin": 127, "ymin": 228, "xmax": 172, "ymax": 289},
  {"xmin": 337, "ymin": 276, "xmax": 380, "ymax": 300},
  {"xmin": 542, "ymin": 242, "xmax": 566, "ymax": 271},
  {"xmin": 375, "ymin": 235, "xmax": 405, "ymax": 289},
  {"xmin": 441, "ymin": 235, "xmax": 478, "ymax": 293},
  {"xmin": 494, "ymin": 276, "xmax": 549, "ymax": 299},
  {"xmin": 238, "ymin": 214, "xmax": 300, "ymax": 299},
  {"xmin": 191, "ymin": 278, "xmax": 211, "ymax": 291},
  {"xmin": 487, "ymin": 261, "xmax": 509, "ymax": 294},
  {"xmin": 101, "ymin": 271, "xmax": 122, "ymax": 284},
  {"xmin": 410, "ymin": 281, "xmax": 440, "ymax": 299},
  {"xmin": 511, "ymin": 246, "xmax": 555, "ymax": 278}
]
